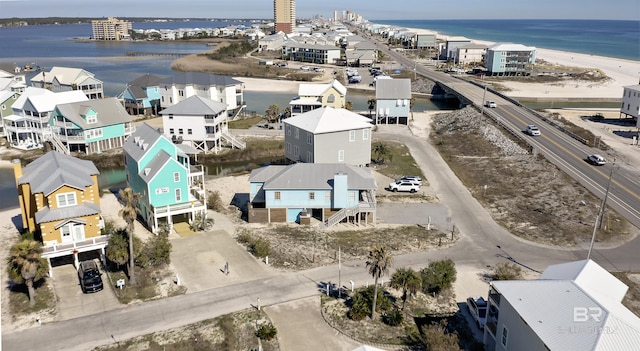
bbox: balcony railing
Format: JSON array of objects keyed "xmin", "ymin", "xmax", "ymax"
[{"xmin": 42, "ymin": 235, "xmax": 110, "ymax": 257}]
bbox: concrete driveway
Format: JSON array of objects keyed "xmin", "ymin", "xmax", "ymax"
[{"xmin": 51, "ymin": 260, "xmax": 120, "ymax": 321}]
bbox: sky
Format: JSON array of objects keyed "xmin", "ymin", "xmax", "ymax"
[{"xmin": 0, "ymin": 0, "xmax": 639, "ymax": 21}]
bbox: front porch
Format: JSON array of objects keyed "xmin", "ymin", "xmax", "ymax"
[{"xmin": 42, "ymin": 235, "xmax": 111, "ymax": 277}]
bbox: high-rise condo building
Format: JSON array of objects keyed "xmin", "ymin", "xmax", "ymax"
[
  {"xmin": 274, "ymin": 0, "xmax": 295, "ymax": 34},
  {"xmin": 91, "ymin": 17, "xmax": 132, "ymax": 41}
]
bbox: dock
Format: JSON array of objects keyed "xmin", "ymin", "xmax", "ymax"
[{"xmin": 124, "ymin": 51, "xmax": 190, "ymax": 57}]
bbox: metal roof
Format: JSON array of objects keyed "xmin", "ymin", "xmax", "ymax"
[
  {"xmin": 127, "ymin": 73, "xmax": 166, "ymax": 88},
  {"xmin": 375, "ymin": 79, "xmax": 411, "ymax": 100},
  {"xmin": 35, "ymin": 202, "xmax": 100, "ymax": 223},
  {"xmin": 30, "ymin": 66, "xmax": 100, "ymax": 85},
  {"xmin": 53, "ymin": 97, "xmax": 132, "ymax": 130},
  {"xmin": 251, "ymin": 163, "xmax": 377, "ymax": 190},
  {"xmin": 160, "ymin": 72, "xmax": 242, "ymax": 87},
  {"xmin": 283, "ymin": 107, "xmax": 372, "ymax": 134},
  {"xmin": 140, "ymin": 150, "xmax": 172, "ymax": 183},
  {"xmin": 159, "ymin": 95, "xmax": 227, "ymax": 115},
  {"xmin": 488, "ymin": 42, "xmax": 536, "ymax": 51},
  {"xmin": 19, "ymin": 151, "xmax": 99, "ymax": 196},
  {"xmin": 298, "ymin": 79, "xmax": 347, "ymax": 97},
  {"xmin": 123, "ymin": 123, "xmax": 165, "ymax": 163}
]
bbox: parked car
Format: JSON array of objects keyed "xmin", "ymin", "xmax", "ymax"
[
  {"xmin": 300, "ymin": 66, "xmax": 310, "ymax": 71},
  {"xmin": 388, "ymin": 180, "xmax": 420, "ymax": 193},
  {"xmin": 526, "ymin": 125, "xmax": 541, "ymax": 136},
  {"xmin": 78, "ymin": 260, "xmax": 103, "ymax": 293},
  {"xmin": 313, "ymin": 67, "xmax": 325, "ymax": 72},
  {"xmin": 466, "ymin": 296, "xmax": 488, "ymax": 329},
  {"xmin": 397, "ymin": 176, "xmax": 423, "ymax": 186},
  {"xmin": 278, "ymin": 63, "xmax": 287, "ymax": 67},
  {"xmin": 587, "ymin": 154, "xmax": 606, "ymax": 166},
  {"xmin": 348, "ymin": 75, "xmax": 362, "ymax": 84},
  {"xmin": 485, "ymin": 101, "xmax": 497, "ymax": 108}
]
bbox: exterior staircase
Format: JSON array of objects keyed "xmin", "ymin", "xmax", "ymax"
[
  {"xmin": 228, "ymin": 103, "xmax": 246, "ymax": 121},
  {"xmin": 221, "ymin": 130, "xmax": 246, "ymax": 150},
  {"xmin": 319, "ymin": 190, "xmax": 377, "ymax": 229},
  {"xmin": 43, "ymin": 133, "xmax": 69, "ymax": 155}
]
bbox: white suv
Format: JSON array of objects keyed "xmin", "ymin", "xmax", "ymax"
[
  {"xmin": 485, "ymin": 100, "xmax": 497, "ymax": 108},
  {"xmin": 388, "ymin": 180, "xmax": 420, "ymax": 193},
  {"xmin": 526, "ymin": 125, "xmax": 541, "ymax": 136}
]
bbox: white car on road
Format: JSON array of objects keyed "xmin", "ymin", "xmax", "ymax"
[
  {"xmin": 485, "ymin": 101, "xmax": 497, "ymax": 108},
  {"xmin": 526, "ymin": 125, "xmax": 541, "ymax": 136}
]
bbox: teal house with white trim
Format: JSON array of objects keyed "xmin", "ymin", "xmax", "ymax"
[
  {"xmin": 119, "ymin": 73, "xmax": 164, "ymax": 116},
  {"xmin": 248, "ymin": 163, "xmax": 377, "ymax": 228},
  {"xmin": 49, "ymin": 97, "xmax": 135, "ymax": 155},
  {"xmin": 123, "ymin": 123, "xmax": 206, "ymax": 233}
]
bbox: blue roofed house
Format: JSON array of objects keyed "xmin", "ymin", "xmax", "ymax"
[
  {"xmin": 159, "ymin": 95, "xmax": 245, "ymax": 154},
  {"xmin": 48, "ymin": 97, "xmax": 135, "ymax": 155},
  {"xmin": 123, "ymin": 123, "xmax": 207, "ymax": 233},
  {"xmin": 248, "ymin": 163, "xmax": 377, "ymax": 228},
  {"xmin": 120, "ymin": 73, "xmax": 165, "ymax": 116},
  {"xmin": 375, "ymin": 78, "xmax": 412, "ymax": 125}
]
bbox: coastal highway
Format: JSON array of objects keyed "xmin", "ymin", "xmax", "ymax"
[{"xmin": 373, "ymin": 40, "xmax": 640, "ymax": 241}]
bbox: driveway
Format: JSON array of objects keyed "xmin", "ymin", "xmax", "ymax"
[{"xmin": 51, "ymin": 259, "xmax": 120, "ymax": 321}]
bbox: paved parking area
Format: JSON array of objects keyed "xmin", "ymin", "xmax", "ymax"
[{"xmin": 51, "ymin": 261, "xmax": 120, "ymax": 321}]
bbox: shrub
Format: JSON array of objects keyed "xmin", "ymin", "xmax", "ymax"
[
  {"xmin": 252, "ymin": 238, "xmax": 271, "ymax": 258},
  {"xmin": 256, "ymin": 322, "xmax": 277, "ymax": 340},
  {"xmin": 384, "ymin": 308, "xmax": 404, "ymax": 326},
  {"xmin": 348, "ymin": 286, "xmax": 392, "ymax": 320},
  {"xmin": 492, "ymin": 262, "xmax": 523, "ymax": 280},
  {"xmin": 421, "ymin": 321, "xmax": 461, "ymax": 351},
  {"xmin": 136, "ymin": 232, "xmax": 172, "ymax": 268},
  {"xmin": 207, "ymin": 190, "xmax": 224, "ymax": 211},
  {"xmin": 420, "ymin": 259, "xmax": 457, "ymax": 295}
]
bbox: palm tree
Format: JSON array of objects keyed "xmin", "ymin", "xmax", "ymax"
[
  {"xmin": 367, "ymin": 98, "xmax": 376, "ymax": 118},
  {"xmin": 265, "ymin": 104, "xmax": 280, "ymax": 123},
  {"xmin": 7, "ymin": 240, "xmax": 49, "ymax": 306},
  {"xmin": 344, "ymin": 101, "xmax": 353, "ymax": 111},
  {"xmin": 118, "ymin": 187, "xmax": 140, "ymax": 284},
  {"xmin": 410, "ymin": 96, "xmax": 416, "ymax": 121},
  {"xmin": 390, "ymin": 267, "xmax": 422, "ymax": 310},
  {"xmin": 366, "ymin": 245, "xmax": 392, "ymax": 319},
  {"xmin": 372, "ymin": 142, "xmax": 391, "ymax": 164}
]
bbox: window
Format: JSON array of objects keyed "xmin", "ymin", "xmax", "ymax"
[
  {"xmin": 396, "ymin": 99, "xmax": 401, "ymax": 106},
  {"xmin": 1, "ymin": 105, "xmax": 5, "ymax": 110},
  {"xmin": 306, "ymin": 151, "xmax": 312, "ymax": 162},
  {"xmin": 61, "ymin": 225, "xmax": 71, "ymax": 239},
  {"xmin": 168, "ymin": 114, "xmax": 174, "ymax": 119},
  {"xmin": 363, "ymin": 129, "xmax": 369, "ymax": 140},
  {"xmin": 286, "ymin": 142, "xmax": 291, "ymax": 153},
  {"xmin": 349, "ymin": 130, "xmax": 355, "ymax": 142},
  {"xmin": 161, "ymin": 96, "xmax": 165, "ymax": 103},
  {"xmin": 501, "ymin": 326, "xmax": 508, "ymax": 347},
  {"xmin": 294, "ymin": 127, "xmax": 299, "ymax": 139},
  {"xmin": 179, "ymin": 128, "xmax": 184, "ymax": 134},
  {"xmin": 309, "ymin": 192, "xmax": 315, "ymax": 200},
  {"xmin": 174, "ymin": 172, "xmax": 180, "ymax": 182},
  {"xmin": 169, "ymin": 128, "xmax": 175, "ymax": 134},
  {"xmin": 274, "ymin": 191, "xmax": 281, "ymax": 200},
  {"xmin": 338, "ymin": 150, "xmax": 344, "ymax": 162},
  {"xmin": 188, "ymin": 129, "xmax": 193, "ymax": 135},
  {"xmin": 307, "ymin": 133, "xmax": 312, "ymax": 145},
  {"xmin": 294, "ymin": 145, "xmax": 300, "ymax": 157},
  {"xmin": 325, "ymin": 192, "xmax": 331, "ymax": 202},
  {"xmin": 57, "ymin": 192, "xmax": 77, "ymax": 207},
  {"xmin": 286, "ymin": 125, "xmax": 291, "ymax": 136},
  {"xmin": 175, "ymin": 188, "xmax": 182, "ymax": 202},
  {"xmin": 87, "ymin": 115, "xmax": 97, "ymax": 124},
  {"xmin": 349, "ymin": 192, "xmax": 356, "ymax": 202},
  {"xmin": 178, "ymin": 90, "xmax": 184, "ymax": 97}
]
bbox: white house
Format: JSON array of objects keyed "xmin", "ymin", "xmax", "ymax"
[
  {"xmin": 483, "ymin": 259, "xmax": 640, "ymax": 351},
  {"xmin": 160, "ymin": 72, "xmax": 245, "ymax": 118},
  {"xmin": 30, "ymin": 66, "xmax": 104, "ymax": 99},
  {"xmin": 620, "ymin": 85, "xmax": 640, "ymax": 123},
  {"xmin": 455, "ymin": 44, "xmax": 487, "ymax": 65},
  {"xmin": 443, "ymin": 37, "xmax": 472, "ymax": 61},
  {"xmin": 159, "ymin": 95, "xmax": 245, "ymax": 154},
  {"xmin": 284, "ymin": 106, "xmax": 372, "ymax": 167},
  {"xmin": 375, "ymin": 79, "xmax": 412, "ymax": 125}
]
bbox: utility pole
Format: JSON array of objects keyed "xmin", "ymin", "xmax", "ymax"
[
  {"xmin": 338, "ymin": 246, "xmax": 342, "ymax": 299},
  {"xmin": 588, "ymin": 160, "xmax": 615, "ymax": 259},
  {"xmin": 480, "ymin": 75, "xmax": 487, "ymax": 116}
]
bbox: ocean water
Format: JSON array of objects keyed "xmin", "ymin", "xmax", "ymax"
[{"xmin": 375, "ymin": 19, "xmax": 640, "ymax": 61}]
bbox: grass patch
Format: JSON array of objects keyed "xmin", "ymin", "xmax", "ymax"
[
  {"xmin": 200, "ymin": 138, "xmax": 284, "ymax": 163},
  {"xmin": 612, "ymin": 272, "xmax": 640, "ymax": 318},
  {"xmin": 8, "ymin": 279, "xmax": 55, "ymax": 316},
  {"xmin": 228, "ymin": 115, "xmax": 264, "ymax": 129},
  {"xmin": 372, "ymin": 140, "xmax": 425, "ymax": 183}
]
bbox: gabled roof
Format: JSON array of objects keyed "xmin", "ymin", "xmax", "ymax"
[
  {"xmin": 492, "ymin": 260, "xmax": 640, "ymax": 351},
  {"xmin": 19, "ymin": 151, "xmax": 99, "ymax": 196},
  {"xmin": 54, "ymin": 97, "xmax": 132, "ymax": 130},
  {"xmin": 0, "ymin": 90, "xmax": 16, "ymax": 103},
  {"xmin": 123, "ymin": 123, "xmax": 165, "ymax": 163},
  {"xmin": 13, "ymin": 88, "xmax": 87, "ymax": 113},
  {"xmin": 298, "ymin": 79, "xmax": 346, "ymax": 97},
  {"xmin": 159, "ymin": 95, "xmax": 228, "ymax": 115},
  {"xmin": 250, "ymin": 163, "xmax": 377, "ymax": 190},
  {"xmin": 161, "ymin": 72, "xmax": 242, "ymax": 87},
  {"xmin": 376, "ymin": 79, "xmax": 411, "ymax": 100},
  {"xmin": 140, "ymin": 150, "xmax": 173, "ymax": 183},
  {"xmin": 35, "ymin": 202, "xmax": 100, "ymax": 224},
  {"xmin": 127, "ymin": 73, "xmax": 165, "ymax": 88},
  {"xmin": 30, "ymin": 66, "xmax": 100, "ymax": 85},
  {"xmin": 284, "ymin": 107, "xmax": 372, "ymax": 134}
]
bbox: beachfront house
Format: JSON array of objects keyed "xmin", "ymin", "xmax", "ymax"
[
  {"xmin": 289, "ymin": 79, "xmax": 347, "ymax": 117},
  {"xmin": 160, "ymin": 72, "xmax": 245, "ymax": 119},
  {"xmin": 159, "ymin": 95, "xmax": 245, "ymax": 154},
  {"xmin": 13, "ymin": 152, "xmax": 107, "ymax": 274},
  {"xmin": 0, "ymin": 90, "xmax": 20, "ymax": 138},
  {"xmin": 5, "ymin": 87, "xmax": 88, "ymax": 150},
  {"xmin": 284, "ymin": 107, "xmax": 372, "ymax": 167},
  {"xmin": 455, "ymin": 44, "xmax": 487, "ymax": 65},
  {"xmin": 248, "ymin": 163, "xmax": 377, "ymax": 227},
  {"xmin": 0, "ymin": 63, "xmax": 27, "ymax": 90},
  {"xmin": 123, "ymin": 123, "xmax": 207, "ymax": 234},
  {"xmin": 483, "ymin": 259, "xmax": 640, "ymax": 351},
  {"xmin": 30, "ymin": 66, "xmax": 104, "ymax": 99},
  {"xmin": 120, "ymin": 73, "xmax": 165, "ymax": 116},
  {"xmin": 485, "ymin": 43, "xmax": 536, "ymax": 76},
  {"xmin": 48, "ymin": 97, "xmax": 135, "ymax": 155},
  {"xmin": 375, "ymin": 78, "xmax": 412, "ymax": 125},
  {"xmin": 620, "ymin": 85, "xmax": 640, "ymax": 122},
  {"xmin": 281, "ymin": 42, "xmax": 341, "ymax": 65},
  {"xmin": 443, "ymin": 37, "xmax": 472, "ymax": 61}
]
